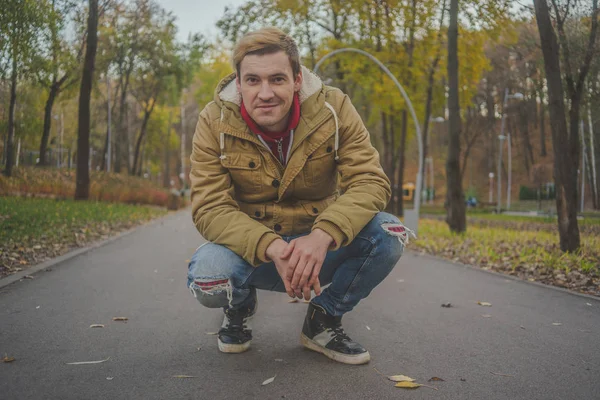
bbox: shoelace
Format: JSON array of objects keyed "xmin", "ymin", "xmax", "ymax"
[{"xmin": 329, "ymin": 326, "xmax": 351, "ymax": 342}]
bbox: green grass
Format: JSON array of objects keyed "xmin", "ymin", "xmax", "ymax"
[
  {"xmin": 0, "ymin": 197, "xmax": 167, "ymax": 245},
  {"xmin": 409, "ymin": 219, "xmax": 600, "ymax": 276}
]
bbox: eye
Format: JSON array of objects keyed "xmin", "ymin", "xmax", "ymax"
[
  {"xmin": 273, "ymin": 76, "xmax": 285, "ymax": 83},
  {"xmin": 246, "ymin": 77, "xmax": 258, "ymax": 84}
]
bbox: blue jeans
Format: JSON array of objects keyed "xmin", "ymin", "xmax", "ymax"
[{"xmin": 187, "ymin": 212, "xmax": 405, "ymax": 316}]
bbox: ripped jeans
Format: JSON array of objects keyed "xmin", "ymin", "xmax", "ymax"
[{"xmin": 187, "ymin": 212, "xmax": 406, "ymax": 317}]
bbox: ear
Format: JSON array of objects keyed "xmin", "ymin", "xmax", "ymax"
[
  {"xmin": 236, "ymin": 76, "xmax": 241, "ymax": 93},
  {"xmin": 293, "ymin": 69, "xmax": 303, "ymax": 92}
]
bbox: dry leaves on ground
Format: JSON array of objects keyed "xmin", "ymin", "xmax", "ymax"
[
  {"xmin": 3, "ymin": 355, "xmax": 16, "ymax": 363},
  {"xmin": 66, "ymin": 357, "xmax": 110, "ymax": 365},
  {"xmin": 262, "ymin": 376, "xmax": 276, "ymax": 386},
  {"xmin": 478, "ymin": 301, "xmax": 492, "ymax": 307},
  {"xmin": 112, "ymin": 317, "xmax": 128, "ymax": 322},
  {"xmin": 89, "ymin": 324, "xmax": 105, "ymax": 328}
]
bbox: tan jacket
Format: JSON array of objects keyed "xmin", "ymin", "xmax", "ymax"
[{"xmin": 190, "ymin": 66, "xmax": 391, "ymax": 266}]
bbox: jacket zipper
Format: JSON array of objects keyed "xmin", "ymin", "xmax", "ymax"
[{"xmin": 276, "ymin": 139, "xmax": 285, "ymax": 165}]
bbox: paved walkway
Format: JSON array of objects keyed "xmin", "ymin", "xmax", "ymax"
[{"xmin": 1, "ymin": 210, "xmax": 598, "ymax": 399}]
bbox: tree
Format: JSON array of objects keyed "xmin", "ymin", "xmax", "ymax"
[
  {"xmin": 0, "ymin": 0, "xmax": 47, "ymax": 177},
  {"xmin": 75, "ymin": 0, "xmax": 99, "ymax": 200},
  {"xmin": 533, "ymin": 0, "xmax": 599, "ymax": 251},
  {"xmin": 36, "ymin": 0, "xmax": 85, "ymax": 167},
  {"xmin": 446, "ymin": 0, "xmax": 466, "ymax": 232}
]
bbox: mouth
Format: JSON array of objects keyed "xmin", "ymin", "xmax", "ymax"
[{"xmin": 256, "ymin": 104, "xmax": 277, "ymax": 110}]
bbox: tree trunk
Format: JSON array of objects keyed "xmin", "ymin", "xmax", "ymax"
[
  {"xmin": 539, "ymin": 81, "xmax": 547, "ymax": 157},
  {"xmin": 132, "ymin": 102, "xmax": 155, "ymax": 175},
  {"xmin": 75, "ymin": 0, "xmax": 98, "ymax": 200},
  {"xmin": 533, "ymin": 0, "xmax": 580, "ymax": 251},
  {"xmin": 445, "ymin": 0, "xmax": 466, "ymax": 232},
  {"xmin": 38, "ymin": 82, "xmax": 59, "ymax": 167},
  {"xmin": 396, "ymin": 111, "xmax": 408, "ymax": 217},
  {"xmin": 163, "ymin": 111, "xmax": 173, "ymax": 188},
  {"xmin": 3, "ymin": 57, "xmax": 18, "ymax": 177}
]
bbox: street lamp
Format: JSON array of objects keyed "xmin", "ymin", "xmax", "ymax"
[
  {"xmin": 315, "ymin": 48, "xmax": 423, "ymax": 233},
  {"xmin": 497, "ymin": 89, "xmax": 524, "ymax": 213}
]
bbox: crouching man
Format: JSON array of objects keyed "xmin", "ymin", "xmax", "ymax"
[{"xmin": 187, "ymin": 27, "xmax": 410, "ymax": 365}]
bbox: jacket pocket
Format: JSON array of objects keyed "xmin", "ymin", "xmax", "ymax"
[
  {"xmin": 303, "ymin": 138, "xmax": 336, "ymax": 186},
  {"xmin": 299, "ymin": 195, "xmax": 338, "ymax": 218},
  {"xmin": 221, "ymin": 153, "xmax": 263, "ymax": 193},
  {"xmin": 238, "ymin": 202, "xmax": 267, "ymax": 220}
]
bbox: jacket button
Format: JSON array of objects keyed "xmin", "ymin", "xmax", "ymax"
[
  {"xmin": 249, "ymin": 161, "xmax": 256, "ymax": 168},
  {"xmin": 272, "ymin": 179, "xmax": 280, "ymax": 188},
  {"xmin": 274, "ymin": 224, "xmax": 282, "ymax": 232},
  {"xmin": 254, "ymin": 211, "xmax": 261, "ymax": 217},
  {"xmin": 326, "ymin": 146, "xmax": 333, "ymax": 153},
  {"xmin": 312, "ymin": 207, "xmax": 318, "ymax": 214}
]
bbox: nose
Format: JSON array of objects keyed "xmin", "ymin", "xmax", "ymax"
[{"xmin": 257, "ymin": 82, "xmax": 274, "ymax": 101}]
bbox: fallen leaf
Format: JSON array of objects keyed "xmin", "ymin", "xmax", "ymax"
[
  {"xmin": 112, "ymin": 317, "xmax": 128, "ymax": 322},
  {"xmin": 302, "ymin": 300, "xmax": 310, "ymax": 303},
  {"xmin": 520, "ymin": 326, "xmax": 525, "ymax": 330},
  {"xmin": 3, "ymin": 356, "xmax": 16, "ymax": 363},
  {"xmin": 36, "ymin": 306, "xmax": 40, "ymax": 309},
  {"xmin": 106, "ymin": 377, "xmax": 114, "ymax": 381},
  {"xmin": 441, "ymin": 303, "xmax": 453, "ymax": 308},
  {"xmin": 262, "ymin": 376, "xmax": 276, "ymax": 386},
  {"xmin": 205, "ymin": 332, "xmax": 218, "ymax": 335},
  {"xmin": 428, "ymin": 377, "xmax": 445, "ymax": 382},
  {"xmin": 196, "ymin": 347, "xmax": 201, "ymax": 352},
  {"xmin": 552, "ymin": 322, "xmax": 562, "ymax": 326},
  {"xmin": 172, "ymin": 375, "xmax": 196, "ymax": 378},
  {"xmin": 460, "ymin": 378, "xmax": 466, "ymax": 382},
  {"xmin": 23, "ymin": 275, "xmax": 34, "ymax": 279},
  {"xmin": 477, "ymin": 301, "xmax": 492, "ymax": 307},
  {"xmin": 586, "ymin": 303, "xmax": 592, "ymax": 306},
  {"xmin": 66, "ymin": 357, "xmax": 110, "ymax": 365},
  {"xmin": 89, "ymin": 324, "xmax": 105, "ymax": 328},
  {"xmin": 287, "ymin": 299, "xmax": 298, "ymax": 303},
  {"xmin": 388, "ymin": 375, "xmax": 415, "ymax": 382},
  {"xmin": 366, "ymin": 326, "xmax": 371, "ymax": 331},
  {"xmin": 395, "ymin": 381, "xmax": 421, "ymax": 389},
  {"xmin": 185, "ymin": 259, "xmax": 190, "ymax": 264},
  {"xmin": 482, "ymin": 314, "xmax": 492, "ymax": 318}
]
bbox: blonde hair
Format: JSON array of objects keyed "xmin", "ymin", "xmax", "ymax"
[{"xmin": 233, "ymin": 27, "xmax": 301, "ymax": 78}]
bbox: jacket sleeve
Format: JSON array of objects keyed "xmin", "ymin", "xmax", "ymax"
[
  {"xmin": 190, "ymin": 108, "xmax": 281, "ymax": 266},
  {"xmin": 312, "ymin": 94, "xmax": 391, "ymax": 249}
]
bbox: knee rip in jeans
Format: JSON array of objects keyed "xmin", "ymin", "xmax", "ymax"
[
  {"xmin": 189, "ymin": 277, "xmax": 233, "ymax": 307},
  {"xmin": 380, "ymin": 222, "xmax": 416, "ymax": 246}
]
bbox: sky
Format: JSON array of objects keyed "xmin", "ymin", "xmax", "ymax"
[{"xmin": 155, "ymin": 0, "xmax": 248, "ymax": 42}]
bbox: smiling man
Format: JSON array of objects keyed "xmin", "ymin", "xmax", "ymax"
[{"xmin": 188, "ymin": 27, "xmax": 410, "ymax": 365}]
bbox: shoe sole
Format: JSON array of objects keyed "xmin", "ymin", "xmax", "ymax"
[
  {"xmin": 218, "ymin": 338, "xmax": 251, "ymax": 353},
  {"xmin": 300, "ymin": 333, "xmax": 370, "ymax": 365}
]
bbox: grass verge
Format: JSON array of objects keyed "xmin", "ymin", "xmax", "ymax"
[
  {"xmin": 409, "ymin": 219, "xmax": 600, "ymax": 297},
  {"xmin": 0, "ymin": 197, "xmax": 167, "ymax": 277}
]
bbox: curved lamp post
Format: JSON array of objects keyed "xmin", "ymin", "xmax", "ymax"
[{"xmin": 314, "ymin": 48, "xmax": 423, "ymax": 233}]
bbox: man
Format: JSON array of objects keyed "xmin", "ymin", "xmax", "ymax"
[{"xmin": 188, "ymin": 27, "xmax": 410, "ymax": 365}]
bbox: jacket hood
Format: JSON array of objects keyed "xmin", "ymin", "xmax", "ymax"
[{"xmin": 213, "ymin": 65, "xmax": 324, "ymax": 108}]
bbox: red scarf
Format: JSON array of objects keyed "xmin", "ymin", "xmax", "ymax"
[{"xmin": 241, "ymin": 93, "xmax": 301, "ymax": 165}]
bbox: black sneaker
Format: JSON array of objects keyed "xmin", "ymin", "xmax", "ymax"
[
  {"xmin": 218, "ymin": 291, "xmax": 257, "ymax": 353},
  {"xmin": 301, "ymin": 302, "xmax": 370, "ymax": 365}
]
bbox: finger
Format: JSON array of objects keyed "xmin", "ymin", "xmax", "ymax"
[
  {"xmin": 281, "ymin": 240, "xmax": 295, "ymax": 259},
  {"xmin": 282, "ymin": 277, "xmax": 294, "ymax": 297},
  {"xmin": 294, "ymin": 285, "xmax": 303, "ymax": 299},
  {"xmin": 286, "ymin": 251, "xmax": 301, "ymax": 281},
  {"xmin": 309, "ymin": 259, "xmax": 323, "ymax": 286},
  {"xmin": 312, "ymin": 278, "xmax": 321, "ymax": 296},
  {"xmin": 298, "ymin": 260, "xmax": 314, "ymax": 289},
  {"xmin": 302, "ymin": 284, "xmax": 311, "ymax": 301},
  {"xmin": 291, "ymin": 257, "xmax": 307, "ymax": 289}
]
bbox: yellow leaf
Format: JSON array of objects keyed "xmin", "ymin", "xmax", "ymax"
[
  {"xmin": 478, "ymin": 301, "xmax": 492, "ymax": 307},
  {"xmin": 89, "ymin": 324, "xmax": 105, "ymax": 328},
  {"xmin": 388, "ymin": 375, "xmax": 415, "ymax": 382},
  {"xmin": 395, "ymin": 381, "xmax": 421, "ymax": 389},
  {"xmin": 287, "ymin": 299, "xmax": 298, "ymax": 303},
  {"xmin": 112, "ymin": 317, "xmax": 128, "ymax": 322},
  {"xmin": 3, "ymin": 356, "xmax": 16, "ymax": 363}
]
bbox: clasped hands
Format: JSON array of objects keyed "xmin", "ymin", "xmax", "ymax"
[{"xmin": 265, "ymin": 229, "xmax": 333, "ymax": 301}]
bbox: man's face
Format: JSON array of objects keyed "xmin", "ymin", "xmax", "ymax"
[{"xmin": 236, "ymin": 51, "xmax": 302, "ymax": 133}]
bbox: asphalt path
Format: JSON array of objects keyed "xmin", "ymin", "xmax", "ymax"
[{"xmin": 1, "ymin": 210, "xmax": 599, "ymax": 400}]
